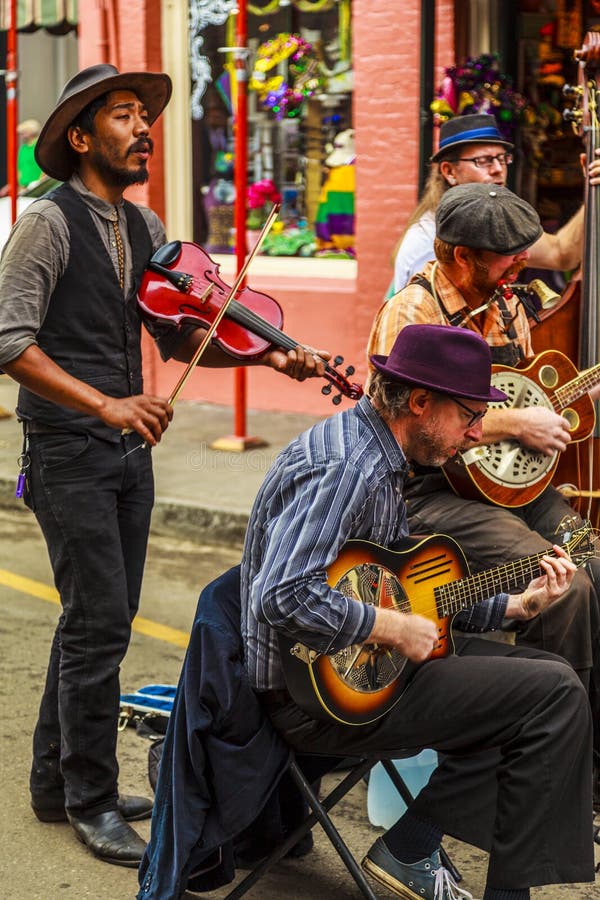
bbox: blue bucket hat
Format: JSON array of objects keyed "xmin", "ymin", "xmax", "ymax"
[{"xmin": 431, "ymin": 113, "xmax": 514, "ymax": 163}]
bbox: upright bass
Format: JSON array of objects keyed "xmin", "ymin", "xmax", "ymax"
[{"xmin": 530, "ymin": 31, "xmax": 600, "ymax": 526}]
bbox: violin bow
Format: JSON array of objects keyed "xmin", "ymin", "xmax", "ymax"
[
  {"xmin": 168, "ymin": 202, "xmax": 280, "ymax": 405},
  {"xmin": 122, "ymin": 204, "xmax": 280, "ymax": 457}
]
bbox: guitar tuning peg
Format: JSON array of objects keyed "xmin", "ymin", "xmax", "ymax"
[
  {"xmin": 332, "ymin": 393, "xmax": 342, "ymax": 405},
  {"xmin": 333, "ymin": 355, "xmax": 344, "ymax": 366},
  {"xmin": 345, "ymin": 365, "xmax": 355, "ymax": 376},
  {"xmin": 321, "ymin": 384, "xmax": 332, "ymax": 395}
]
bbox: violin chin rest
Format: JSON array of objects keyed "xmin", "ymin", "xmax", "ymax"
[{"xmin": 151, "ymin": 241, "xmax": 182, "ymax": 267}]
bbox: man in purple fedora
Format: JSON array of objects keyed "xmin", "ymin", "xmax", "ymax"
[
  {"xmin": 0, "ymin": 63, "xmax": 328, "ymax": 868},
  {"xmin": 239, "ymin": 323, "xmax": 593, "ymax": 900}
]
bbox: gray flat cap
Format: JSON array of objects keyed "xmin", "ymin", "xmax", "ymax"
[{"xmin": 436, "ymin": 184, "xmax": 543, "ymax": 255}]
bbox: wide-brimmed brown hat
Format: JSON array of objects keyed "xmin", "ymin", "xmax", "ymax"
[{"xmin": 35, "ymin": 63, "xmax": 172, "ymax": 181}]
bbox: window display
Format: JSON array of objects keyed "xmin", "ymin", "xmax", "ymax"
[{"xmin": 190, "ymin": 0, "xmax": 353, "ymax": 259}]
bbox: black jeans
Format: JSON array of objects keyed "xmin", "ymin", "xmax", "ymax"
[
  {"xmin": 265, "ymin": 638, "xmax": 595, "ymax": 889},
  {"xmin": 26, "ymin": 430, "xmax": 154, "ymax": 817}
]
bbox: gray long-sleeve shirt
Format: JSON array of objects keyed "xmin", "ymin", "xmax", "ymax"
[{"xmin": 0, "ymin": 173, "xmax": 183, "ymax": 366}]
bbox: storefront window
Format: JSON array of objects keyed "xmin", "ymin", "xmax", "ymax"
[
  {"xmin": 190, "ymin": 0, "xmax": 354, "ymax": 261},
  {"xmin": 515, "ymin": 0, "xmax": 585, "ymax": 233}
]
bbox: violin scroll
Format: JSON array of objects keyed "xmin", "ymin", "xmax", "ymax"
[{"xmin": 321, "ymin": 356, "xmax": 363, "ymax": 404}]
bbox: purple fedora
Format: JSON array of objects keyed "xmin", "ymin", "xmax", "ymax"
[{"xmin": 370, "ymin": 324, "xmax": 507, "ymax": 402}]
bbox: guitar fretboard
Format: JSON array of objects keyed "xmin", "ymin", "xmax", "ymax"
[
  {"xmin": 553, "ymin": 363, "xmax": 600, "ymax": 409},
  {"xmin": 436, "ymin": 547, "xmax": 555, "ymax": 616}
]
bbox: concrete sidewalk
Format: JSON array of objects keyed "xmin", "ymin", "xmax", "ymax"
[{"xmin": 0, "ymin": 375, "xmax": 323, "ymax": 546}]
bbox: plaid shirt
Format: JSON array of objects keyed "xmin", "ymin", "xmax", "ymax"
[{"xmin": 368, "ymin": 261, "xmax": 533, "ymax": 362}]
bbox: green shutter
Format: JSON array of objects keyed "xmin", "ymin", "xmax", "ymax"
[{"xmin": 0, "ymin": 0, "xmax": 77, "ymax": 31}]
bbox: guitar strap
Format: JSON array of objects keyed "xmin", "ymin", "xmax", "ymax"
[{"xmin": 411, "ymin": 273, "xmax": 523, "ymax": 366}]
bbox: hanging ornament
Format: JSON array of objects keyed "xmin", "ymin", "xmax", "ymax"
[
  {"xmin": 250, "ymin": 33, "xmax": 323, "ymax": 119},
  {"xmin": 430, "ymin": 52, "xmax": 529, "ymax": 138}
]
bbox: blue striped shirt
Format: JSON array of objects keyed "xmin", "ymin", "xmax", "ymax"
[{"xmin": 241, "ymin": 396, "xmax": 508, "ymax": 691}]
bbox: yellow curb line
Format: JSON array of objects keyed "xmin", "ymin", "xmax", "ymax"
[{"xmin": 0, "ymin": 568, "xmax": 189, "ymax": 649}]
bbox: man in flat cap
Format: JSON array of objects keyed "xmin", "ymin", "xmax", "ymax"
[
  {"xmin": 368, "ymin": 183, "xmax": 600, "ymax": 794},
  {"xmin": 0, "ymin": 64, "xmax": 327, "ymax": 868},
  {"xmin": 391, "ymin": 113, "xmax": 600, "ymax": 293}
]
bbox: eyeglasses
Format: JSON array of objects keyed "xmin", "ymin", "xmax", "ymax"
[
  {"xmin": 455, "ymin": 152, "xmax": 513, "ymax": 169},
  {"xmin": 452, "ymin": 397, "xmax": 487, "ymax": 428}
]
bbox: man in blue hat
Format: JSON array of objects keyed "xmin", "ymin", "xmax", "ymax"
[
  {"xmin": 0, "ymin": 63, "xmax": 328, "ymax": 868},
  {"xmin": 240, "ymin": 322, "xmax": 593, "ymax": 900},
  {"xmin": 391, "ymin": 112, "xmax": 600, "ymax": 292}
]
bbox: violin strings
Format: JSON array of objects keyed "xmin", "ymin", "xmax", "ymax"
[{"xmin": 225, "ymin": 299, "xmax": 304, "ymax": 354}]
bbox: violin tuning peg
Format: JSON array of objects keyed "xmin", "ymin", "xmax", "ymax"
[
  {"xmin": 321, "ymin": 384, "xmax": 332, "ymax": 395},
  {"xmin": 333, "ymin": 355, "xmax": 344, "ymax": 367},
  {"xmin": 345, "ymin": 366, "xmax": 355, "ymax": 376},
  {"xmin": 332, "ymin": 393, "xmax": 342, "ymax": 406}
]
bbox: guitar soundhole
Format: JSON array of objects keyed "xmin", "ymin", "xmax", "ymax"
[
  {"xmin": 329, "ymin": 564, "xmax": 408, "ymax": 694},
  {"xmin": 538, "ymin": 365, "xmax": 558, "ymax": 389},
  {"xmin": 562, "ymin": 407, "xmax": 579, "ymax": 432}
]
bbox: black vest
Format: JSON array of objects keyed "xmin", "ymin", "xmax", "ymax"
[{"xmin": 18, "ymin": 184, "xmax": 153, "ymax": 441}]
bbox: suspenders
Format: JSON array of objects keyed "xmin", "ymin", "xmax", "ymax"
[{"xmin": 410, "ymin": 272, "xmax": 523, "ymax": 364}]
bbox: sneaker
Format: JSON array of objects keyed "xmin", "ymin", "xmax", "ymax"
[{"xmin": 362, "ymin": 837, "xmax": 474, "ymax": 900}]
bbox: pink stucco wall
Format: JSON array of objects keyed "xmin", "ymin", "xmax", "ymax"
[
  {"xmin": 77, "ymin": 2, "xmax": 456, "ymax": 415},
  {"xmin": 77, "ymin": 0, "xmax": 166, "ymax": 223}
]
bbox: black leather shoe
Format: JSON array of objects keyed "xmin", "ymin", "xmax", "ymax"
[
  {"xmin": 67, "ymin": 810, "xmax": 147, "ymax": 868},
  {"xmin": 32, "ymin": 793, "xmax": 153, "ymax": 823}
]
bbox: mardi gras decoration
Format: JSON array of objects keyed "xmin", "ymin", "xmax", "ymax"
[
  {"xmin": 431, "ymin": 53, "xmax": 529, "ymax": 139},
  {"xmin": 250, "ymin": 33, "xmax": 323, "ymax": 119}
]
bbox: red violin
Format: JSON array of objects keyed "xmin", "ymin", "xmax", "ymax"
[{"xmin": 137, "ymin": 241, "xmax": 363, "ymax": 404}]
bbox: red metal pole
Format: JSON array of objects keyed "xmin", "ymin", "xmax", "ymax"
[
  {"xmin": 233, "ymin": 0, "xmax": 249, "ymax": 440},
  {"xmin": 6, "ymin": 0, "xmax": 18, "ymax": 224},
  {"xmin": 211, "ymin": 1, "xmax": 266, "ymax": 452}
]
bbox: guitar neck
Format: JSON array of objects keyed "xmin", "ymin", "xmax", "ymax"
[
  {"xmin": 556, "ymin": 362, "xmax": 600, "ymax": 408},
  {"xmin": 437, "ymin": 549, "xmax": 553, "ymax": 616}
]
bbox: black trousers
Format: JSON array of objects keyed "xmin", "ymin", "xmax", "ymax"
[
  {"xmin": 25, "ymin": 430, "xmax": 154, "ymax": 817},
  {"xmin": 265, "ymin": 638, "xmax": 595, "ymax": 889}
]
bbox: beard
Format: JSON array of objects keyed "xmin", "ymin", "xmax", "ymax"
[
  {"xmin": 91, "ymin": 137, "xmax": 154, "ymax": 188},
  {"xmin": 469, "ymin": 255, "xmax": 527, "ymax": 295},
  {"xmin": 407, "ymin": 415, "xmax": 464, "ymax": 467}
]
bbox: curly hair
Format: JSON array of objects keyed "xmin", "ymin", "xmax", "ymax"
[{"xmin": 367, "ymin": 370, "xmax": 413, "ymax": 420}]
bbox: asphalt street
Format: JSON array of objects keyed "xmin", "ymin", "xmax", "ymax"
[{"xmin": 1, "ymin": 504, "xmax": 599, "ymax": 899}]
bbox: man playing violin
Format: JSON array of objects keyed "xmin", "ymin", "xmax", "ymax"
[
  {"xmin": 241, "ymin": 323, "xmax": 594, "ymax": 900},
  {"xmin": 0, "ymin": 64, "xmax": 327, "ymax": 868},
  {"xmin": 368, "ymin": 183, "xmax": 600, "ymax": 799}
]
